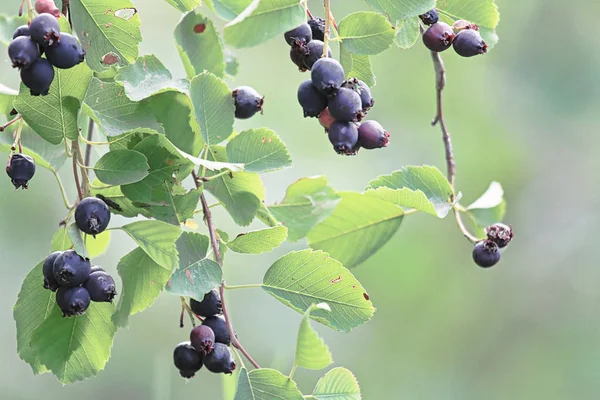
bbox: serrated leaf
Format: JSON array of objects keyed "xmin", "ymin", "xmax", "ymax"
[
  {"xmin": 224, "ymin": 0, "xmax": 304, "ymax": 48},
  {"xmin": 263, "ymin": 249, "xmax": 375, "ymax": 332},
  {"xmin": 210, "ymin": 0, "xmax": 252, "ymax": 21},
  {"xmin": 94, "ymin": 149, "xmax": 149, "ymax": 185},
  {"xmin": 466, "ymin": 181, "xmax": 506, "ymax": 229},
  {"xmin": 295, "ymin": 303, "xmax": 333, "ymax": 370},
  {"xmin": 115, "ymin": 55, "xmax": 188, "ymax": 101},
  {"xmin": 226, "ymin": 128, "xmax": 292, "ymax": 172},
  {"xmin": 175, "ymin": 11, "xmax": 225, "ymax": 78},
  {"xmin": 177, "ymin": 231, "xmax": 210, "ymax": 265},
  {"xmin": 227, "ymin": 226, "xmax": 288, "ymax": 254},
  {"xmin": 30, "ymin": 302, "xmax": 116, "ymax": 383},
  {"xmin": 312, "ymin": 367, "xmax": 361, "ymax": 400},
  {"xmin": 438, "ymin": 0, "xmax": 500, "ymax": 47},
  {"xmin": 338, "ymin": 12, "xmax": 395, "ymax": 55},
  {"xmin": 340, "ymin": 45, "xmax": 376, "ymax": 87},
  {"xmin": 119, "ymin": 220, "xmax": 181, "ymax": 268},
  {"xmin": 166, "ymin": 258, "xmax": 222, "ymax": 300},
  {"xmin": 307, "ymin": 192, "xmax": 403, "ymax": 268},
  {"xmin": 14, "ymin": 62, "xmax": 93, "ymax": 144},
  {"xmin": 269, "ymin": 176, "xmax": 340, "ymax": 241},
  {"xmin": 367, "ymin": 165, "xmax": 455, "ymax": 218},
  {"xmin": 149, "ymin": 187, "xmax": 201, "ymax": 225},
  {"xmin": 0, "ymin": 14, "xmax": 27, "ymax": 47},
  {"xmin": 189, "ymin": 72, "xmax": 234, "ymax": 146},
  {"xmin": 113, "ymin": 247, "xmax": 171, "ymax": 327},
  {"xmin": 363, "ymin": 0, "xmax": 434, "ymax": 21},
  {"xmin": 68, "ymin": 223, "xmax": 89, "ymax": 258},
  {"xmin": 234, "ymin": 368, "xmax": 304, "ymax": 400},
  {"xmin": 395, "ymin": 17, "xmax": 420, "ymax": 49},
  {"xmin": 164, "ymin": 0, "xmax": 202, "ymax": 12},
  {"xmin": 70, "ymin": 0, "xmax": 142, "ymax": 70}
]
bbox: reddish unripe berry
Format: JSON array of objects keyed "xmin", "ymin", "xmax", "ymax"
[
  {"xmin": 35, "ymin": 0, "xmax": 61, "ymax": 18},
  {"xmin": 319, "ymin": 108, "xmax": 335, "ymax": 131},
  {"xmin": 422, "ymin": 22, "xmax": 455, "ymax": 52},
  {"xmin": 190, "ymin": 325, "xmax": 215, "ymax": 356},
  {"xmin": 357, "ymin": 120, "xmax": 389, "ymax": 149}
]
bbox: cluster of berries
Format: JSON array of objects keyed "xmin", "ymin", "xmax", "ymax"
[
  {"xmin": 285, "ymin": 17, "xmax": 329, "ymax": 71},
  {"xmin": 6, "ymin": 153, "xmax": 36, "ymax": 189},
  {"xmin": 419, "ymin": 9, "xmax": 488, "ymax": 57},
  {"xmin": 173, "ymin": 290, "xmax": 236, "ymax": 378},
  {"xmin": 41, "ymin": 197, "xmax": 115, "ymax": 316},
  {"xmin": 8, "ymin": 10, "xmax": 85, "ymax": 96},
  {"xmin": 472, "ymin": 223, "xmax": 514, "ymax": 268}
]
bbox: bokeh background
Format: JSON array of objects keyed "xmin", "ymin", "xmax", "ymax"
[{"xmin": 1, "ymin": 0, "xmax": 599, "ymax": 399}]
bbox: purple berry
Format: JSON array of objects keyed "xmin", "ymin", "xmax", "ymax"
[
  {"xmin": 203, "ymin": 343, "xmax": 236, "ymax": 374},
  {"xmin": 75, "ymin": 197, "xmax": 111, "ymax": 236},
  {"xmin": 328, "ymin": 87, "xmax": 362, "ymax": 122},
  {"xmin": 53, "ymin": 249, "xmax": 91, "ymax": 288},
  {"xmin": 202, "ymin": 315, "xmax": 230, "ymax": 345},
  {"xmin": 12, "ymin": 25, "xmax": 30, "ymax": 39},
  {"xmin": 302, "ymin": 40, "xmax": 332, "ymax": 70},
  {"xmin": 20, "ymin": 57, "xmax": 54, "ymax": 96},
  {"xmin": 56, "ymin": 286, "xmax": 91, "ymax": 317},
  {"xmin": 357, "ymin": 120, "xmax": 389, "ymax": 149},
  {"xmin": 173, "ymin": 341, "xmax": 203, "ymax": 378},
  {"xmin": 190, "ymin": 289, "xmax": 222, "ymax": 317},
  {"xmin": 422, "ymin": 22, "xmax": 455, "ymax": 52},
  {"xmin": 343, "ymin": 78, "xmax": 374, "ymax": 111},
  {"xmin": 297, "ymin": 80, "xmax": 328, "ymax": 118},
  {"xmin": 83, "ymin": 271, "xmax": 117, "ymax": 302},
  {"xmin": 419, "ymin": 9, "xmax": 439, "ymax": 26},
  {"xmin": 290, "ymin": 43, "xmax": 309, "ymax": 71},
  {"xmin": 190, "ymin": 325, "xmax": 215, "ymax": 356},
  {"xmin": 328, "ymin": 121, "xmax": 359, "ymax": 155},
  {"xmin": 90, "ymin": 265, "xmax": 105, "ymax": 273},
  {"xmin": 311, "ymin": 58, "xmax": 345, "ymax": 95},
  {"xmin": 232, "ymin": 86, "xmax": 264, "ymax": 119},
  {"xmin": 284, "ymin": 23, "xmax": 312, "ymax": 46},
  {"xmin": 43, "ymin": 251, "xmax": 62, "ymax": 291},
  {"xmin": 472, "ymin": 240, "xmax": 501, "ymax": 268},
  {"xmin": 8, "ymin": 36, "xmax": 40, "ymax": 69},
  {"xmin": 453, "ymin": 29, "xmax": 488, "ymax": 57},
  {"xmin": 29, "ymin": 13, "xmax": 60, "ymax": 46},
  {"xmin": 45, "ymin": 33, "xmax": 85, "ymax": 69},
  {"xmin": 6, "ymin": 153, "xmax": 36, "ymax": 189},
  {"xmin": 308, "ymin": 17, "xmax": 325, "ymax": 41}
]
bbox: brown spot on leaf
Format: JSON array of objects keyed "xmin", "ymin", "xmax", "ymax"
[
  {"xmin": 330, "ymin": 275, "xmax": 342, "ymax": 284},
  {"xmin": 363, "ymin": 293, "xmax": 370, "ymax": 301},
  {"xmin": 101, "ymin": 52, "xmax": 119, "ymax": 66},
  {"xmin": 351, "ymin": 285, "xmax": 357, "ymax": 290},
  {"xmin": 105, "ymin": 22, "xmax": 113, "ymax": 28},
  {"xmin": 194, "ymin": 23, "xmax": 206, "ymax": 33},
  {"xmin": 114, "ymin": 8, "xmax": 137, "ymax": 20},
  {"xmin": 185, "ymin": 269, "xmax": 194, "ymax": 284}
]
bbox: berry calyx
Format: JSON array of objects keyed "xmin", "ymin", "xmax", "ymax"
[
  {"xmin": 290, "ymin": 43, "xmax": 309, "ymax": 72},
  {"xmin": 35, "ymin": 0, "xmax": 61, "ymax": 18},
  {"xmin": 190, "ymin": 289, "xmax": 222, "ymax": 317},
  {"xmin": 302, "ymin": 40, "xmax": 332, "ymax": 70},
  {"xmin": 452, "ymin": 29, "xmax": 488, "ymax": 57},
  {"xmin": 190, "ymin": 325, "xmax": 215, "ymax": 356},
  {"xmin": 311, "ymin": 58, "xmax": 345, "ymax": 95},
  {"xmin": 43, "ymin": 251, "xmax": 62, "ymax": 291},
  {"xmin": 56, "ymin": 286, "xmax": 91, "ymax": 317},
  {"xmin": 8, "ymin": 36, "xmax": 40, "ymax": 69},
  {"xmin": 422, "ymin": 22, "xmax": 455, "ymax": 53},
  {"xmin": 308, "ymin": 17, "xmax": 325, "ymax": 41},
  {"xmin": 203, "ymin": 343, "xmax": 236, "ymax": 374},
  {"xmin": 472, "ymin": 240, "xmax": 501, "ymax": 268},
  {"xmin": 284, "ymin": 23, "xmax": 312, "ymax": 46},
  {"xmin": 357, "ymin": 120, "xmax": 390, "ymax": 149},
  {"xmin": 328, "ymin": 87, "xmax": 363, "ymax": 122},
  {"xmin": 12, "ymin": 25, "xmax": 30, "ymax": 40},
  {"xmin": 202, "ymin": 315, "xmax": 230, "ymax": 345},
  {"xmin": 419, "ymin": 9, "xmax": 439, "ymax": 26},
  {"xmin": 29, "ymin": 13, "xmax": 60, "ymax": 47},
  {"xmin": 173, "ymin": 341, "xmax": 203, "ymax": 378},
  {"xmin": 53, "ymin": 249, "xmax": 91, "ymax": 287},
  {"xmin": 232, "ymin": 86, "xmax": 264, "ymax": 119},
  {"xmin": 75, "ymin": 197, "xmax": 111, "ymax": 236},
  {"xmin": 485, "ymin": 223, "xmax": 513, "ymax": 248},
  {"xmin": 6, "ymin": 153, "xmax": 36, "ymax": 189},
  {"xmin": 83, "ymin": 271, "xmax": 117, "ymax": 302},
  {"xmin": 20, "ymin": 58, "xmax": 55, "ymax": 96},
  {"xmin": 297, "ymin": 80, "xmax": 328, "ymax": 118},
  {"xmin": 328, "ymin": 121, "xmax": 359, "ymax": 155},
  {"xmin": 45, "ymin": 33, "xmax": 85, "ymax": 69}
]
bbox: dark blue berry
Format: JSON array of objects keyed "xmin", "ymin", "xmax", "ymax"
[
  {"xmin": 302, "ymin": 40, "xmax": 332, "ymax": 70},
  {"xmin": 203, "ymin": 343, "xmax": 236, "ymax": 374},
  {"xmin": 20, "ymin": 57, "xmax": 54, "ymax": 96},
  {"xmin": 343, "ymin": 78, "xmax": 374, "ymax": 111},
  {"xmin": 53, "ymin": 249, "xmax": 91, "ymax": 288},
  {"xmin": 308, "ymin": 17, "xmax": 325, "ymax": 41},
  {"xmin": 8, "ymin": 36, "xmax": 40, "ymax": 69},
  {"xmin": 328, "ymin": 87, "xmax": 362, "ymax": 122},
  {"xmin": 358, "ymin": 120, "xmax": 389, "ymax": 149},
  {"xmin": 472, "ymin": 240, "xmax": 501, "ymax": 268},
  {"xmin": 311, "ymin": 58, "xmax": 345, "ymax": 95},
  {"xmin": 419, "ymin": 9, "xmax": 439, "ymax": 26},
  {"xmin": 202, "ymin": 315, "xmax": 230, "ymax": 345},
  {"xmin": 453, "ymin": 29, "xmax": 488, "ymax": 57},
  {"xmin": 328, "ymin": 121, "xmax": 359, "ymax": 155},
  {"xmin": 422, "ymin": 22, "xmax": 454, "ymax": 52},
  {"xmin": 83, "ymin": 271, "xmax": 116, "ymax": 302},
  {"xmin": 173, "ymin": 341, "xmax": 203, "ymax": 378},
  {"xmin": 284, "ymin": 23, "xmax": 312, "ymax": 46},
  {"xmin": 232, "ymin": 86, "xmax": 264, "ymax": 119},
  {"xmin": 485, "ymin": 223, "xmax": 513, "ymax": 248},
  {"xmin": 75, "ymin": 197, "xmax": 111, "ymax": 236},
  {"xmin": 190, "ymin": 289, "xmax": 222, "ymax": 317},
  {"xmin": 297, "ymin": 80, "xmax": 328, "ymax": 118},
  {"xmin": 29, "ymin": 13, "xmax": 60, "ymax": 46},
  {"xmin": 90, "ymin": 265, "xmax": 105, "ymax": 273},
  {"xmin": 46, "ymin": 33, "xmax": 85, "ymax": 69},
  {"xmin": 12, "ymin": 25, "xmax": 30, "ymax": 39},
  {"xmin": 43, "ymin": 251, "xmax": 62, "ymax": 291},
  {"xmin": 56, "ymin": 286, "xmax": 91, "ymax": 317},
  {"xmin": 190, "ymin": 325, "xmax": 215, "ymax": 356},
  {"xmin": 6, "ymin": 153, "xmax": 36, "ymax": 189},
  {"xmin": 290, "ymin": 43, "xmax": 309, "ymax": 71}
]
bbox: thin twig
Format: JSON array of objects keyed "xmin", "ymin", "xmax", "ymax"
[
  {"xmin": 180, "ymin": 296, "xmax": 196, "ymax": 327},
  {"xmin": 84, "ymin": 119, "xmax": 94, "ymax": 167},
  {"xmin": 0, "ymin": 115, "xmax": 22, "ymax": 132},
  {"xmin": 454, "ymin": 210, "xmax": 479, "ymax": 243},
  {"xmin": 71, "ymin": 143, "xmax": 83, "ymax": 200},
  {"xmin": 322, "ymin": 0, "xmax": 331, "ymax": 58}
]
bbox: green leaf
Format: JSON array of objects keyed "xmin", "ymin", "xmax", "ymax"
[
  {"xmin": 295, "ymin": 303, "xmax": 333, "ymax": 370},
  {"xmin": 148, "ymin": 187, "xmax": 202, "ymax": 225},
  {"xmin": 225, "ymin": 50, "xmax": 240, "ymax": 76},
  {"xmin": 269, "ymin": 176, "xmax": 340, "ymax": 241},
  {"xmin": 179, "ymin": 148, "xmax": 244, "ymax": 172},
  {"xmin": 312, "ymin": 367, "xmax": 361, "ymax": 400},
  {"xmin": 437, "ymin": 0, "xmax": 500, "ymax": 47},
  {"xmin": 189, "ymin": 72, "xmax": 234, "ymax": 146},
  {"xmin": 84, "ymin": 78, "xmax": 163, "ymax": 137},
  {"xmin": 52, "ymin": 225, "xmax": 111, "ymax": 257},
  {"xmin": 164, "ymin": 0, "xmax": 202, "ymax": 12},
  {"xmin": 68, "ymin": 223, "xmax": 89, "ymax": 258},
  {"xmin": 466, "ymin": 181, "xmax": 506, "ymax": 229},
  {"xmin": 340, "ymin": 45, "xmax": 376, "ymax": 88},
  {"xmin": 210, "ymin": 0, "xmax": 252, "ymax": 21},
  {"xmin": 263, "ymin": 249, "xmax": 375, "ymax": 332},
  {"xmin": 0, "ymin": 14, "xmax": 27, "ymax": 47},
  {"xmin": 363, "ymin": 0, "xmax": 434, "ymax": 21},
  {"xmin": 338, "ymin": 12, "xmax": 395, "ymax": 55},
  {"xmin": 30, "ymin": 302, "xmax": 116, "ymax": 383},
  {"xmin": 119, "ymin": 220, "xmax": 182, "ymax": 268},
  {"xmin": 115, "ymin": 55, "xmax": 188, "ymax": 101},
  {"xmin": 176, "ymin": 231, "xmax": 209, "ymax": 264},
  {"xmin": 366, "ymin": 165, "xmax": 456, "ymax": 218},
  {"xmin": 224, "ymin": 0, "xmax": 305, "ymax": 48},
  {"xmin": 227, "ymin": 226, "xmax": 288, "ymax": 254},
  {"xmin": 394, "ymin": 17, "xmax": 420, "ymax": 49},
  {"xmin": 14, "ymin": 62, "xmax": 93, "ymax": 144},
  {"xmin": 226, "ymin": 128, "xmax": 292, "ymax": 173},
  {"xmin": 307, "ymin": 192, "xmax": 403, "ymax": 268},
  {"xmin": 234, "ymin": 368, "xmax": 304, "ymax": 400},
  {"xmin": 175, "ymin": 11, "xmax": 226, "ymax": 78},
  {"xmin": 70, "ymin": 0, "xmax": 142, "ymax": 70},
  {"xmin": 94, "ymin": 149, "xmax": 149, "ymax": 185},
  {"xmin": 113, "ymin": 247, "xmax": 171, "ymax": 327}
]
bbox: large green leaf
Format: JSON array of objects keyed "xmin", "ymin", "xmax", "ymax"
[
  {"xmin": 394, "ymin": 17, "xmax": 420, "ymax": 49},
  {"xmin": 0, "ymin": 14, "xmax": 27, "ymax": 47},
  {"xmin": 164, "ymin": 0, "xmax": 202, "ymax": 12},
  {"xmin": 226, "ymin": 128, "xmax": 291, "ymax": 173},
  {"xmin": 223, "ymin": 0, "xmax": 305, "ymax": 48},
  {"xmin": 70, "ymin": 0, "xmax": 142, "ymax": 70},
  {"xmin": 367, "ymin": 165, "xmax": 456, "ymax": 218},
  {"xmin": 175, "ymin": 11, "xmax": 225, "ymax": 78},
  {"xmin": 340, "ymin": 45, "xmax": 376, "ymax": 88},
  {"xmin": 338, "ymin": 12, "xmax": 395, "ymax": 55},
  {"xmin": 295, "ymin": 303, "xmax": 333, "ymax": 370},
  {"xmin": 227, "ymin": 226, "xmax": 288, "ymax": 254},
  {"xmin": 437, "ymin": 0, "xmax": 500, "ymax": 46},
  {"xmin": 263, "ymin": 249, "xmax": 375, "ymax": 332},
  {"xmin": 94, "ymin": 149, "xmax": 149, "ymax": 185},
  {"xmin": 119, "ymin": 220, "xmax": 182, "ymax": 268},
  {"xmin": 466, "ymin": 181, "xmax": 506, "ymax": 231},
  {"xmin": 148, "ymin": 186, "xmax": 201, "ymax": 225},
  {"xmin": 363, "ymin": 0, "xmax": 434, "ymax": 20},
  {"xmin": 307, "ymin": 192, "xmax": 403, "ymax": 268},
  {"xmin": 176, "ymin": 231, "xmax": 209, "ymax": 265},
  {"xmin": 312, "ymin": 367, "xmax": 362, "ymax": 400},
  {"xmin": 234, "ymin": 368, "xmax": 304, "ymax": 400},
  {"xmin": 210, "ymin": 0, "xmax": 252, "ymax": 21}
]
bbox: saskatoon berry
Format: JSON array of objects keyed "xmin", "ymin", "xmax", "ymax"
[
  {"xmin": 29, "ymin": 13, "xmax": 60, "ymax": 46},
  {"xmin": 53, "ymin": 249, "xmax": 91, "ymax": 288},
  {"xmin": 202, "ymin": 315, "xmax": 230, "ymax": 346},
  {"xmin": 308, "ymin": 17, "xmax": 325, "ymax": 41},
  {"xmin": 290, "ymin": 44, "xmax": 309, "ymax": 72},
  {"xmin": 284, "ymin": 23, "xmax": 312, "ymax": 46},
  {"xmin": 453, "ymin": 29, "xmax": 488, "ymax": 57},
  {"xmin": 83, "ymin": 271, "xmax": 117, "ymax": 302},
  {"xmin": 328, "ymin": 121, "xmax": 359, "ymax": 155},
  {"xmin": 419, "ymin": 9, "xmax": 439, "ymax": 26},
  {"xmin": 472, "ymin": 240, "xmax": 501, "ymax": 268},
  {"xmin": 8, "ymin": 36, "xmax": 40, "ymax": 69},
  {"xmin": 6, "ymin": 153, "xmax": 36, "ymax": 189},
  {"xmin": 343, "ymin": 78, "xmax": 374, "ymax": 111},
  {"xmin": 35, "ymin": 0, "xmax": 61, "ymax": 18},
  {"xmin": 203, "ymin": 343, "xmax": 236, "ymax": 374},
  {"xmin": 56, "ymin": 286, "xmax": 91, "ymax": 317},
  {"xmin": 485, "ymin": 223, "xmax": 513, "ymax": 248},
  {"xmin": 190, "ymin": 289, "xmax": 222, "ymax": 317},
  {"xmin": 328, "ymin": 87, "xmax": 362, "ymax": 122},
  {"xmin": 357, "ymin": 120, "xmax": 390, "ymax": 149},
  {"xmin": 318, "ymin": 107, "xmax": 335, "ymax": 131},
  {"xmin": 297, "ymin": 80, "xmax": 328, "ymax": 118},
  {"xmin": 75, "ymin": 197, "xmax": 111, "ymax": 236},
  {"xmin": 302, "ymin": 40, "xmax": 332, "ymax": 70},
  {"xmin": 232, "ymin": 86, "xmax": 264, "ymax": 119},
  {"xmin": 173, "ymin": 341, "xmax": 203, "ymax": 379},
  {"xmin": 311, "ymin": 58, "xmax": 345, "ymax": 95},
  {"xmin": 43, "ymin": 251, "xmax": 62, "ymax": 291},
  {"xmin": 422, "ymin": 22, "xmax": 455, "ymax": 53},
  {"xmin": 45, "ymin": 33, "xmax": 85, "ymax": 69},
  {"xmin": 20, "ymin": 58, "xmax": 54, "ymax": 96},
  {"xmin": 90, "ymin": 265, "xmax": 105, "ymax": 273},
  {"xmin": 12, "ymin": 25, "xmax": 30, "ymax": 39},
  {"xmin": 190, "ymin": 325, "xmax": 215, "ymax": 356}
]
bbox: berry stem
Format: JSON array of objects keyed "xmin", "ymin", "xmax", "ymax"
[
  {"xmin": 0, "ymin": 115, "xmax": 22, "ymax": 132},
  {"xmin": 180, "ymin": 296, "xmax": 196, "ymax": 327},
  {"xmin": 52, "ymin": 171, "xmax": 73, "ymax": 209},
  {"xmin": 84, "ymin": 119, "xmax": 94, "ymax": 167},
  {"xmin": 289, "ymin": 364, "xmax": 298, "ymax": 380},
  {"xmin": 224, "ymin": 284, "xmax": 262, "ymax": 290},
  {"xmin": 203, "ymin": 169, "xmax": 232, "ymax": 182},
  {"xmin": 322, "ymin": 0, "xmax": 331, "ymax": 58},
  {"xmin": 71, "ymin": 142, "xmax": 83, "ymax": 200}
]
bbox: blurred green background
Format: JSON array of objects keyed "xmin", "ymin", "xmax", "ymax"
[{"xmin": 1, "ymin": 0, "xmax": 599, "ymax": 399}]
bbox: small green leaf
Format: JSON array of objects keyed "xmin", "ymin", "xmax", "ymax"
[
  {"xmin": 226, "ymin": 128, "xmax": 292, "ymax": 173},
  {"xmin": 395, "ymin": 17, "xmax": 420, "ymax": 49},
  {"xmin": 177, "ymin": 231, "xmax": 209, "ymax": 265},
  {"xmin": 363, "ymin": 0, "xmax": 434, "ymax": 20},
  {"xmin": 94, "ymin": 149, "xmax": 149, "ymax": 185},
  {"xmin": 119, "ymin": 220, "xmax": 182, "ymax": 268},
  {"xmin": 263, "ymin": 249, "xmax": 375, "ymax": 332},
  {"xmin": 437, "ymin": 0, "xmax": 500, "ymax": 47},
  {"xmin": 227, "ymin": 226, "xmax": 288, "ymax": 254},
  {"xmin": 338, "ymin": 12, "xmax": 395, "ymax": 55},
  {"xmin": 234, "ymin": 368, "xmax": 304, "ymax": 400},
  {"xmin": 466, "ymin": 181, "xmax": 506, "ymax": 229},
  {"xmin": 295, "ymin": 303, "xmax": 333, "ymax": 370},
  {"xmin": 164, "ymin": 0, "xmax": 202, "ymax": 12},
  {"xmin": 0, "ymin": 14, "xmax": 27, "ymax": 47},
  {"xmin": 166, "ymin": 258, "xmax": 222, "ymax": 300},
  {"xmin": 148, "ymin": 187, "xmax": 201, "ymax": 225},
  {"xmin": 340, "ymin": 45, "xmax": 376, "ymax": 87},
  {"xmin": 210, "ymin": 0, "xmax": 252, "ymax": 21},
  {"xmin": 68, "ymin": 223, "xmax": 88, "ymax": 258},
  {"xmin": 307, "ymin": 192, "xmax": 403, "ymax": 268},
  {"xmin": 312, "ymin": 367, "xmax": 361, "ymax": 400}
]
